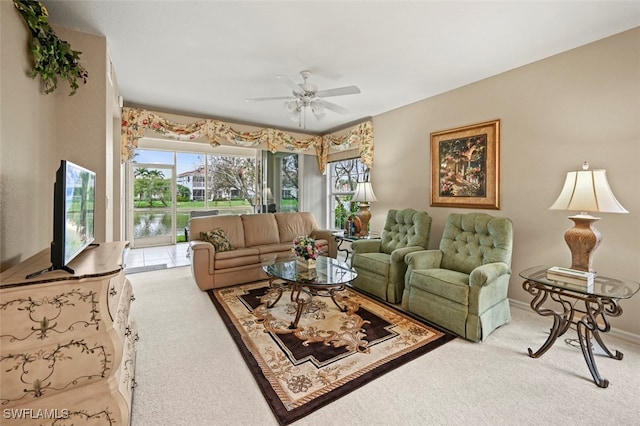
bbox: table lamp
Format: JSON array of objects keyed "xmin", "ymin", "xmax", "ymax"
[
  {"xmin": 264, "ymin": 187, "xmax": 273, "ymax": 202},
  {"xmin": 351, "ymin": 181, "xmax": 378, "ymax": 237},
  {"xmin": 549, "ymin": 162, "xmax": 628, "ymax": 273}
]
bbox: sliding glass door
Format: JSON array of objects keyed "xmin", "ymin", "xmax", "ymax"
[
  {"xmin": 127, "ymin": 146, "xmax": 262, "ymax": 247},
  {"xmin": 126, "ymin": 145, "xmax": 304, "ymax": 247},
  {"xmin": 129, "ymin": 163, "xmax": 176, "ymax": 248}
]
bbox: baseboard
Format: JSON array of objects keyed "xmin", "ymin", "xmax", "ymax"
[{"xmin": 509, "ymin": 299, "xmax": 640, "ymax": 346}]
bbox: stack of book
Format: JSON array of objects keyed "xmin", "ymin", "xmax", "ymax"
[{"xmin": 546, "ymin": 266, "xmax": 595, "ymax": 290}]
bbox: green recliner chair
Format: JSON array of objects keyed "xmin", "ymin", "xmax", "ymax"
[
  {"xmin": 351, "ymin": 208, "xmax": 432, "ymax": 303},
  {"xmin": 402, "ymin": 212, "xmax": 513, "ymax": 342}
]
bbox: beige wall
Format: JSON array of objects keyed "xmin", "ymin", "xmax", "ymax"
[
  {"xmin": 1, "ymin": 0, "xmax": 58, "ymax": 268},
  {"xmin": 52, "ymin": 25, "xmax": 109, "ymax": 244},
  {"xmin": 0, "ymin": 2, "xmax": 114, "ymax": 270},
  {"xmin": 370, "ymin": 27, "xmax": 640, "ymax": 337}
]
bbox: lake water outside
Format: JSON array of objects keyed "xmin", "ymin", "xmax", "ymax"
[{"xmin": 133, "ymin": 208, "xmax": 255, "ymax": 241}]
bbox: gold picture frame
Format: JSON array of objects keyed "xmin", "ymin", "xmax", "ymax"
[{"xmin": 430, "ymin": 119, "xmax": 500, "ymax": 209}]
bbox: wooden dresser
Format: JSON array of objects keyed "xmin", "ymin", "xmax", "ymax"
[{"xmin": 0, "ymin": 242, "xmax": 137, "ymax": 425}]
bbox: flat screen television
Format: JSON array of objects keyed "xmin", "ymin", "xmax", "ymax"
[{"xmin": 26, "ymin": 160, "xmax": 96, "ymax": 278}]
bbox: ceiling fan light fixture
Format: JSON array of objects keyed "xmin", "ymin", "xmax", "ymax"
[
  {"xmin": 310, "ymin": 100, "xmax": 325, "ymax": 113},
  {"xmin": 312, "ymin": 111, "xmax": 326, "ymax": 120},
  {"xmin": 287, "ymin": 108, "xmax": 300, "ymax": 122},
  {"xmin": 285, "ymin": 99, "xmax": 298, "ymax": 112},
  {"xmin": 253, "ymin": 70, "xmax": 360, "ymax": 127},
  {"xmin": 310, "ymin": 100, "xmax": 325, "ymax": 120}
]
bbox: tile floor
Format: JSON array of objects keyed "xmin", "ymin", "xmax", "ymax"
[{"xmin": 125, "ymin": 243, "xmax": 190, "ymax": 274}]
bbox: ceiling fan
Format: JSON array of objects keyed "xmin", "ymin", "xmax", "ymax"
[{"xmin": 245, "ymin": 70, "xmax": 361, "ymax": 128}]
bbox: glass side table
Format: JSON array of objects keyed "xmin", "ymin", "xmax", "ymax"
[
  {"xmin": 519, "ymin": 266, "xmax": 640, "ymax": 388},
  {"xmin": 332, "ymin": 232, "xmax": 380, "ymax": 262}
]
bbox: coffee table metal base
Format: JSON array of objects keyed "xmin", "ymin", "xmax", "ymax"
[{"xmin": 266, "ymin": 276, "xmax": 348, "ymax": 329}]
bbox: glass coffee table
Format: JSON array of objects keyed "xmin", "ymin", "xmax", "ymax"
[{"xmin": 262, "ymin": 256, "xmax": 358, "ymax": 329}]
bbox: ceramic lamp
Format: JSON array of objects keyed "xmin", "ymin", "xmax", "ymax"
[
  {"xmin": 549, "ymin": 162, "xmax": 628, "ymax": 273},
  {"xmin": 352, "ymin": 181, "xmax": 378, "ymax": 237}
]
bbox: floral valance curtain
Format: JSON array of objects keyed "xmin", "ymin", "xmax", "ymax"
[
  {"xmin": 121, "ymin": 107, "xmax": 373, "ymax": 173},
  {"xmin": 320, "ymin": 120, "xmax": 373, "ymax": 173}
]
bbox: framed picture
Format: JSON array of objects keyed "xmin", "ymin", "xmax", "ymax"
[{"xmin": 430, "ymin": 119, "xmax": 500, "ymax": 209}]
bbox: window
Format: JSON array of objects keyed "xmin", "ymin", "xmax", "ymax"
[
  {"xmin": 328, "ymin": 158, "xmax": 369, "ymax": 229},
  {"xmin": 279, "ymin": 153, "xmax": 298, "ymax": 212}
]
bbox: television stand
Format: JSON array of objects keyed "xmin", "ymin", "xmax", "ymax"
[
  {"xmin": 24, "ymin": 243, "xmax": 101, "ymax": 279},
  {"xmin": 0, "ymin": 241, "xmax": 136, "ymax": 423},
  {"xmin": 25, "ymin": 264, "xmax": 74, "ymax": 279}
]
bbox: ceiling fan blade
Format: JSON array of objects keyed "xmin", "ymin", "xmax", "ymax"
[
  {"xmin": 277, "ymin": 75, "xmax": 304, "ymax": 95},
  {"xmin": 245, "ymin": 96, "xmax": 293, "ymax": 102},
  {"xmin": 316, "ymin": 85, "xmax": 361, "ymax": 98},
  {"xmin": 320, "ymin": 99, "xmax": 350, "ymax": 114}
]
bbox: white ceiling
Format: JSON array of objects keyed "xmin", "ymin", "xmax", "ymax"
[{"xmin": 44, "ymin": 1, "xmax": 640, "ymax": 134}]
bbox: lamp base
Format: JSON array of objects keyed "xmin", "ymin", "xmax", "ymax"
[
  {"xmin": 355, "ymin": 203, "xmax": 372, "ymax": 237},
  {"xmin": 564, "ymin": 214, "xmax": 601, "ymax": 273}
]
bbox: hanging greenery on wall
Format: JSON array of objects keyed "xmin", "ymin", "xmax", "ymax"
[{"xmin": 13, "ymin": 0, "xmax": 88, "ymax": 95}]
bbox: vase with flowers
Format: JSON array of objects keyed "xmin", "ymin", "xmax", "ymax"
[{"xmin": 292, "ymin": 235, "xmax": 320, "ymax": 269}]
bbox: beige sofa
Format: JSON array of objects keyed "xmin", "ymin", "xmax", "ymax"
[{"xmin": 189, "ymin": 212, "xmax": 337, "ymax": 291}]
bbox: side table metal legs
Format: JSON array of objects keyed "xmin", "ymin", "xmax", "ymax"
[
  {"xmin": 575, "ymin": 298, "xmax": 624, "ymax": 388},
  {"xmin": 335, "ymin": 237, "xmax": 351, "ymax": 261},
  {"xmin": 523, "ymin": 279, "xmax": 625, "ymax": 388},
  {"xmin": 523, "ymin": 280, "xmax": 573, "ymax": 358}
]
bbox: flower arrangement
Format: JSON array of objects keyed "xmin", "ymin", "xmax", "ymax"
[{"xmin": 292, "ymin": 235, "xmax": 320, "ymax": 260}]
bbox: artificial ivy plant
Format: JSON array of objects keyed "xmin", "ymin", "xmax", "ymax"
[{"xmin": 13, "ymin": 0, "xmax": 88, "ymax": 95}]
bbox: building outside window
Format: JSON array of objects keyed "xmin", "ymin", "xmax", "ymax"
[{"xmin": 177, "ymin": 167, "xmax": 205, "ymax": 201}]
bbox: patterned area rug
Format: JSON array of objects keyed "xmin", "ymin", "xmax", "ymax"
[{"xmin": 208, "ymin": 282, "xmax": 455, "ymax": 425}]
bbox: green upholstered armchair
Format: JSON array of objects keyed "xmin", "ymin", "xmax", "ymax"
[
  {"xmin": 402, "ymin": 213, "xmax": 513, "ymax": 342},
  {"xmin": 351, "ymin": 208, "xmax": 432, "ymax": 303}
]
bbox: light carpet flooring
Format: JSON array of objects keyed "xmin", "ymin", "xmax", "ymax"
[{"xmin": 128, "ymin": 266, "xmax": 640, "ymax": 425}]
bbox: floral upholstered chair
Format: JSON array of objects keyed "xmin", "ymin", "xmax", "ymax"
[
  {"xmin": 402, "ymin": 212, "xmax": 513, "ymax": 342},
  {"xmin": 351, "ymin": 208, "xmax": 432, "ymax": 303}
]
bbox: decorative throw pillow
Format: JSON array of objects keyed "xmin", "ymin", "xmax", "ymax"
[{"xmin": 200, "ymin": 228, "xmax": 234, "ymax": 252}]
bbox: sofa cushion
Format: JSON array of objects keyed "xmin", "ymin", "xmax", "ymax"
[
  {"xmin": 200, "ymin": 229, "xmax": 234, "ymax": 252},
  {"xmin": 190, "ymin": 215, "xmax": 246, "ymax": 248},
  {"xmin": 214, "ymin": 247, "xmax": 260, "ymax": 269},
  {"xmin": 274, "ymin": 212, "xmax": 319, "ymax": 243},
  {"xmin": 241, "ymin": 214, "xmax": 280, "ymax": 247},
  {"xmin": 253, "ymin": 242, "xmax": 294, "ymax": 255}
]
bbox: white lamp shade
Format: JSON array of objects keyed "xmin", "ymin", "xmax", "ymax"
[
  {"xmin": 549, "ymin": 169, "xmax": 628, "ymax": 213},
  {"xmin": 352, "ymin": 181, "xmax": 378, "ymax": 202}
]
